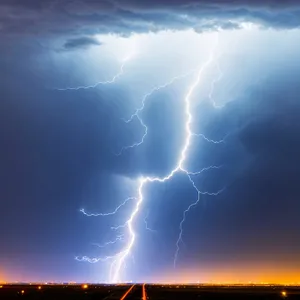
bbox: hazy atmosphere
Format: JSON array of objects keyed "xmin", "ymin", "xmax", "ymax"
[{"xmin": 1, "ymin": 0, "xmax": 300, "ymax": 284}]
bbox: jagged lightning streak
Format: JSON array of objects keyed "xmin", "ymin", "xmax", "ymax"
[
  {"xmin": 187, "ymin": 165, "xmax": 223, "ymax": 176},
  {"xmin": 173, "ymin": 175, "xmax": 224, "ymax": 268},
  {"xmin": 92, "ymin": 235, "xmax": 124, "ymax": 248},
  {"xmin": 111, "ymin": 222, "xmax": 128, "ymax": 231},
  {"xmin": 77, "ymin": 35, "xmax": 226, "ymax": 282},
  {"xmin": 79, "ymin": 197, "xmax": 135, "ymax": 217},
  {"xmin": 193, "ymin": 132, "xmax": 228, "ymax": 144},
  {"xmin": 116, "ymin": 69, "xmax": 196, "ymax": 155},
  {"xmin": 106, "ymin": 47, "xmax": 224, "ymax": 282},
  {"xmin": 75, "ymin": 255, "xmax": 117, "ymax": 263},
  {"xmin": 55, "ymin": 54, "xmax": 134, "ymax": 91}
]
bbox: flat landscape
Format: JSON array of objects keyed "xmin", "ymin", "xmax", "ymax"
[{"xmin": 1, "ymin": 284, "xmax": 300, "ymax": 299}]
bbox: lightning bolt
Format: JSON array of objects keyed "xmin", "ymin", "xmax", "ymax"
[
  {"xmin": 173, "ymin": 175, "xmax": 224, "ymax": 268},
  {"xmin": 105, "ymin": 52, "xmax": 225, "ymax": 281},
  {"xmin": 54, "ymin": 54, "xmax": 134, "ymax": 91},
  {"xmin": 111, "ymin": 222, "xmax": 129, "ymax": 231},
  {"xmin": 116, "ymin": 69, "xmax": 196, "ymax": 155},
  {"xmin": 92, "ymin": 235, "xmax": 124, "ymax": 248},
  {"xmin": 75, "ymin": 255, "xmax": 115, "ymax": 263},
  {"xmin": 79, "ymin": 197, "xmax": 135, "ymax": 217},
  {"xmin": 192, "ymin": 132, "xmax": 228, "ymax": 144},
  {"xmin": 186, "ymin": 165, "xmax": 223, "ymax": 176},
  {"xmin": 77, "ymin": 34, "xmax": 226, "ymax": 282}
]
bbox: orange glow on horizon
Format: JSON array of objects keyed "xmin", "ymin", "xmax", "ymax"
[
  {"xmin": 2, "ymin": 260, "xmax": 300, "ymax": 285},
  {"xmin": 82, "ymin": 284, "xmax": 88, "ymax": 289},
  {"xmin": 151, "ymin": 262, "xmax": 300, "ymax": 285}
]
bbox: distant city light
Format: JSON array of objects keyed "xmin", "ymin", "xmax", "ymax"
[
  {"xmin": 82, "ymin": 284, "xmax": 88, "ymax": 289},
  {"xmin": 281, "ymin": 291, "xmax": 287, "ymax": 297}
]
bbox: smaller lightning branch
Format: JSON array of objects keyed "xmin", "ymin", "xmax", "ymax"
[
  {"xmin": 54, "ymin": 54, "xmax": 134, "ymax": 91},
  {"xmin": 92, "ymin": 235, "xmax": 124, "ymax": 248},
  {"xmin": 125, "ymin": 69, "xmax": 197, "ymax": 124},
  {"xmin": 116, "ymin": 116, "xmax": 148, "ymax": 155},
  {"xmin": 187, "ymin": 165, "xmax": 223, "ymax": 176},
  {"xmin": 116, "ymin": 69, "xmax": 196, "ymax": 155},
  {"xmin": 76, "ymin": 235, "xmax": 126, "ymax": 264},
  {"xmin": 111, "ymin": 222, "xmax": 128, "ymax": 231},
  {"xmin": 144, "ymin": 210, "xmax": 156, "ymax": 233},
  {"xmin": 75, "ymin": 255, "xmax": 115, "ymax": 263},
  {"xmin": 79, "ymin": 197, "xmax": 135, "ymax": 217},
  {"xmin": 192, "ymin": 132, "xmax": 226, "ymax": 144},
  {"xmin": 173, "ymin": 174, "xmax": 224, "ymax": 268}
]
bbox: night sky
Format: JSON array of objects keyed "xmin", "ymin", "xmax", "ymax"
[{"xmin": 1, "ymin": 0, "xmax": 300, "ymax": 284}]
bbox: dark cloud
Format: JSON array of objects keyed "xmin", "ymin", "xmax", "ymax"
[
  {"xmin": 63, "ymin": 36, "xmax": 102, "ymax": 50},
  {"xmin": 0, "ymin": 0, "xmax": 300, "ymax": 39}
]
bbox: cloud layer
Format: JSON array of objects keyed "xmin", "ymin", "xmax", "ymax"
[
  {"xmin": 63, "ymin": 36, "xmax": 102, "ymax": 50},
  {"xmin": 1, "ymin": 0, "xmax": 300, "ymax": 40}
]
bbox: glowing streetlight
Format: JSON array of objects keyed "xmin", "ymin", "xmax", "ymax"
[{"xmin": 281, "ymin": 291, "xmax": 287, "ymax": 297}]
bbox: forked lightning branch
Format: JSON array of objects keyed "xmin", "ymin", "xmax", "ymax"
[{"xmin": 57, "ymin": 34, "xmax": 225, "ymax": 283}]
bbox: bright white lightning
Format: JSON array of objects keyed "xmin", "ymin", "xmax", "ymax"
[
  {"xmin": 79, "ymin": 197, "xmax": 135, "ymax": 217},
  {"xmin": 55, "ymin": 54, "xmax": 134, "ymax": 91},
  {"xmin": 75, "ymin": 255, "xmax": 115, "ymax": 263},
  {"xmin": 107, "ymin": 53, "xmax": 224, "ymax": 281},
  {"xmin": 108, "ymin": 178, "xmax": 146, "ymax": 282},
  {"xmin": 92, "ymin": 235, "xmax": 124, "ymax": 248},
  {"xmin": 116, "ymin": 69, "xmax": 196, "ymax": 155},
  {"xmin": 192, "ymin": 133, "xmax": 227, "ymax": 144},
  {"xmin": 111, "ymin": 222, "xmax": 128, "ymax": 231},
  {"xmin": 187, "ymin": 165, "xmax": 223, "ymax": 176},
  {"xmin": 78, "ymin": 35, "xmax": 225, "ymax": 282}
]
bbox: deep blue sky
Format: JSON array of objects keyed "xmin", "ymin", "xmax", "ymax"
[{"xmin": 1, "ymin": 0, "xmax": 300, "ymax": 283}]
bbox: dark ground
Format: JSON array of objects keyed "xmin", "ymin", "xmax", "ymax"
[{"xmin": 1, "ymin": 284, "xmax": 300, "ymax": 299}]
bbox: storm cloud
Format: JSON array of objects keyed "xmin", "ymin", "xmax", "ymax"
[
  {"xmin": 63, "ymin": 36, "xmax": 102, "ymax": 50},
  {"xmin": 1, "ymin": 0, "xmax": 300, "ymax": 41}
]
